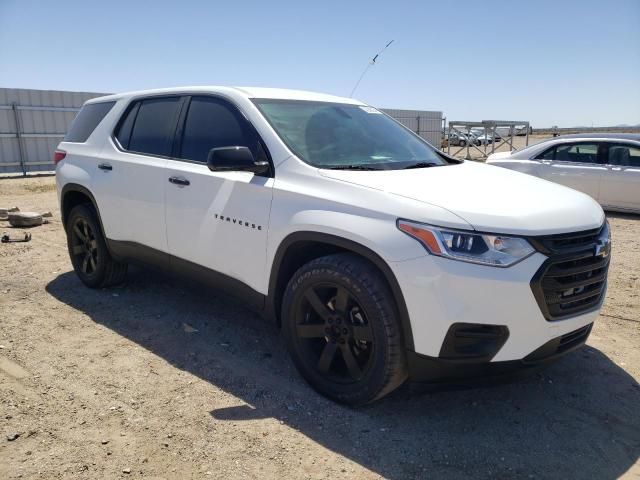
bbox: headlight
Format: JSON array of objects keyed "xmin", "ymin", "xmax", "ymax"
[{"xmin": 397, "ymin": 219, "xmax": 535, "ymax": 267}]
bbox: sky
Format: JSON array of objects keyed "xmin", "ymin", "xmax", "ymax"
[{"xmin": 0, "ymin": 0, "xmax": 638, "ymax": 128}]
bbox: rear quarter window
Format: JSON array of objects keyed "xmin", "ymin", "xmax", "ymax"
[{"xmin": 64, "ymin": 101, "xmax": 116, "ymax": 142}]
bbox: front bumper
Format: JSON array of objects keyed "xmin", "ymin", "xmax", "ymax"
[
  {"xmin": 407, "ymin": 322, "xmax": 593, "ymax": 385},
  {"xmin": 389, "ymin": 251, "xmax": 603, "ymax": 363}
]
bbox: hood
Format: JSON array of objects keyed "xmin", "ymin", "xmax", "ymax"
[{"xmin": 319, "ymin": 161, "xmax": 604, "ymax": 236}]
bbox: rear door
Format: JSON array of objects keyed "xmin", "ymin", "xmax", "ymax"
[
  {"xmin": 598, "ymin": 142, "xmax": 640, "ymax": 212},
  {"xmin": 94, "ymin": 96, "xmax": 184, "ymax": 252},
  {"xmin": 164, "ymin": 95, "xmax": 274, "ymax": 293},
  {"xmin": 534, "ymin": 142, "xmax": 606, "ymax": 200}
]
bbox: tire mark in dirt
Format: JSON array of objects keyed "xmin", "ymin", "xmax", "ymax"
[{"xmin": 0, "ymin": 356, "xmax": 30, "ymax": 379}]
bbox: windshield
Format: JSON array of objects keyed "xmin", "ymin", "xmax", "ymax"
[{"xmin": 253, "ymin": 100, "xmax": 448, "ymax": 170}]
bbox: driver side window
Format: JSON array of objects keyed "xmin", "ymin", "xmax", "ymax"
[
  {"xmin": 555, "ymin": 143, "xmax": 598, "ymax": 163},
  {"xmin": 538, "ymin": 146, "xmax": 555, "ymax": 160},
  {"xmin": 537, "ymin": 143, "xmax": 599, "ymax": 163},
  {"xmin": 178, "ymin": 96, "xmax": 266, "ymax": 163}
]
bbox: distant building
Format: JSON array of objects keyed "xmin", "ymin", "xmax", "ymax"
[{"xmin": 381, "ymin": 108, "xmax": 443, "ymax": 148}]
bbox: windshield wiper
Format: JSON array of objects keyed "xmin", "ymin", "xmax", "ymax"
[
  {"xmin": 403, "ymin": 162, "xmax": 441, "ymax": 169},
  {"xmin": 327, "ymin": 165, "xmax": 382, "ymax": 171}
]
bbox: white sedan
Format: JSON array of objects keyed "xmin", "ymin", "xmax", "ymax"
[{"xmin": 487, "ymin": 133, "xmax": 640, "ymax": 214}]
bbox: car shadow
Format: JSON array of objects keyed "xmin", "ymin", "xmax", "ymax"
[
  {"xmin": 606, "ymin": 211, "xmax": 640, "ymax": 221},
  {"xmin": 46, "ymin": 268, "xmax": 640, "ymax": 479}
]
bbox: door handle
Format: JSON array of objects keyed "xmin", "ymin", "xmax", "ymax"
[
  {"xmin": 98, "ymin": 163, "xmax": 113, "ymax": 171},
  {"xmin": 168, "ymin": 176, "xmax": 190, "ymax": 186}
]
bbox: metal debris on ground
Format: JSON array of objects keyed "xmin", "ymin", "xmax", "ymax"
[
  {"xmin": 1, "ymin": 232, "xmax": 32, "ymax": 243},
  {"xmin": 8, "ymin": 212, "xmax": 44, "ymax": 228},
  {"xmin": 0, "ymin": 207, "xmax": 20, "ymax": 220}
]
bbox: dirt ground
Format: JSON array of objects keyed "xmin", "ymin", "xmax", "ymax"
[{"xmin": 1, "ymin": 176, "xmax": 639, "ymax": 480}]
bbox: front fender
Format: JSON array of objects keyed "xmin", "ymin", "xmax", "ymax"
[
  {"xmin": 269, "ymin": 209, "xmax": 427, "ymax": 268},
  {"xmin": 267, "ymin": 228, "xmax": 418, "ymax": 351}
]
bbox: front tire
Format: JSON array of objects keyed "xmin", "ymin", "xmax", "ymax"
[
  {"xmin": 281, "ymin": 253, "xmax": 407, "ymax": 405},
  {"xmin": 66, "ymin": 204, "xmax": 127, "ymax": 288}
]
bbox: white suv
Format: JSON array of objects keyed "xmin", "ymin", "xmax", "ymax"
[{"xmin": 56, "ymin": 87, "xmax": 611, "ymax": 405}]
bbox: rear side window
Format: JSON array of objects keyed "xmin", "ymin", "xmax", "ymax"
[
  {"xmin": 64, "ymin": 101, "xmax": 115, "ymax": 142},
  {"xmin": 607, "ymin": 144, "xmax": 640, "ymax": 167},
  {"xmin": 128, "ymin": 97, "xmax": 182, "ymax": 157},
  {"xmin": 178, "ymin": 96, "xmax": 262, "ymax": 163},
  {"xmin": 114, "ymin": 97, "xmax": 182, "ymax": 157}
]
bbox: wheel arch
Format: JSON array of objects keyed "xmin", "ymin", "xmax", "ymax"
[
  {"xmin": 60, "ymin": 184, "xmax": 106, "ymax": 236},
  {"xmin": 268, "ymin": 231, "xmax": 415, "ymax": 351}
]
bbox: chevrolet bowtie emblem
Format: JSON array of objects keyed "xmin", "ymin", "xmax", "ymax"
[{"xmin": 595, "ymin": 240, "xmax": 610, "ymax": 258}]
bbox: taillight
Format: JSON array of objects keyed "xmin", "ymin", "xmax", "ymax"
[{"xmin": 53, "ymin": 150, "xmax": 66, "ymax": 165}]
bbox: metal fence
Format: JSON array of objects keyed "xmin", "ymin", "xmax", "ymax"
[
  {"xmin": 0, "ymin": 88, "xmax": 105, "ymax": 175},
  {"xmin": 447, "ymin": 120, "xmax": 530, "ymax": 159}
]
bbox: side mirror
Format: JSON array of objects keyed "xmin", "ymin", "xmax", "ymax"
[{"xmin": 206, "ymin": 146, "xmax": 269, "ymax": 174}]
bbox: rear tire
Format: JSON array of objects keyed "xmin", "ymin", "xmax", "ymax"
[
  {"xmin": 281, "ymin": 253, "xmax": 407, "ymax": 405},
  {"xmin": 66, "ymin": 204, "xmax": 127, "ymax": 288}
]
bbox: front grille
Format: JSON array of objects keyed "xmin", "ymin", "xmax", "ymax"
[
  {"xmin": 530, "ymin": 224, "xmax": 610, "ymax": 321},
  {"xmin": 528, "ymin": 227, "xmax": 603, "ymax": 255}
]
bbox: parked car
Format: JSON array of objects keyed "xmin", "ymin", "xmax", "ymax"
[
  {"xmin": 487, "ymin": 133, "xmax": 640, "ymax": 213},
  {"xmin": 469, "ymin": 128, "xmax": 502, "ymax": 145},
  {"xmin": 448, "ymin": 131, "xmax": 470, "ymax": 146},
  {"xmin": 56, "ymin": 87, "xmax": 610, "ymax": 405},
  {"xmin": 471, "ymin": 131, "xmax": 494, "ymax": 145}
]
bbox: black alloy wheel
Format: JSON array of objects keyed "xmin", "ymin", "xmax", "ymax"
[
  {"xmin": 70, "ymin": 217, "xmax": 99, "ymax": 275},
  {"xmin": 282, "ymin": 253, "xmax": 407, "ymax": 405},
  {"xmin": 294, "ymin": 282, "xmax": 375, "ymax": 383},
  {"xmin": 65, "ymin": 204, "xmax": 127, "ymax": 288}
]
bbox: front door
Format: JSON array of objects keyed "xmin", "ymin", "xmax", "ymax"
[
  {"xmin": 536, "ymin": 142, "xmax": 606, "ymax": 201},
  {"xmin": 164, "ymin": 95, "xmax": 274, "ymax": 294}
]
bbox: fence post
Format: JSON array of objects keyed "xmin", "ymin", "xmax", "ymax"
[
  {"xmin": 11, "ymin": 103, "xmax": 27, "ymax": 176},
  {"xmin": 442, "ymin": 117, "xmax": 446, "ymax": 151},
  {"xmin": 491, "ymin": 125, "xmax": 496, "ymax": 155}
]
